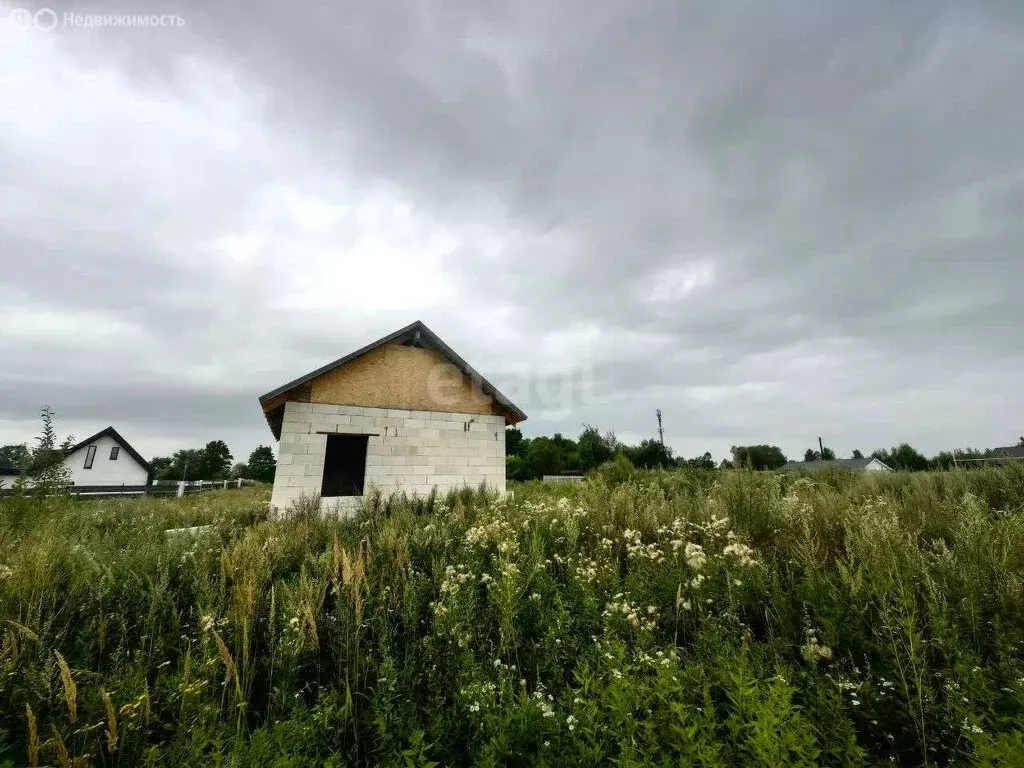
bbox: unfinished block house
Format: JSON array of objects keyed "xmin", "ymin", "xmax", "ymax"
[{"xmin": 259, "ymin": 321, "xmax": 527, "ymax": 513}]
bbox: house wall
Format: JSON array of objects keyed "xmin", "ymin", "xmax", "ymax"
[
  {"xmin": 270, "ymin": 401, "xmax": 506, "ymax": 514},
  {"xmin": 64, "ymin": 434, "xmax": 150, "ymax": 486},
  {"xmin": 309, "ymin": 343, "xmax": 503, "ymax": 419},
  {"xmin": 0, "ymin": 472, "xmax": 19, "ymax": 489}
]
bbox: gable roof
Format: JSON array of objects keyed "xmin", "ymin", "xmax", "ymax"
[
  {"xmin": 0, "ymin": 460, "xmax": 20, "ymax": 476},
  {"xmin": 258, "ymin": 320, "xmax": 527, "ymax": 439},
  {"xmin": 991, "ymin": 444, "xmax": 1024, "ymax": 460},
  {"xmin": 780, "ymin": 457, "xmax": 891, "ymax": 472},
  {"xmin": 64, "ymin": 427, "xmax": 152, "ymax": 472}
]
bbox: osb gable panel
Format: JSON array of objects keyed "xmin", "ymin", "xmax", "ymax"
[{"xmin": 309, "ymin": 343, "xmax": 502, "ymax": 416}]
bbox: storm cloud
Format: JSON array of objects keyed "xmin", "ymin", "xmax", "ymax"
[{"xmin": 1, "ymin": 0, "xmax": 1022, "ymax": 462}]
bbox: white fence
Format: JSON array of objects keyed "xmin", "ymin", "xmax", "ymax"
[
  {"xmin": 0, "ymin": 478, "xmax": 261, "ymax": 499},
  {"xmin": 150, "ymin": 478, "xmax": 258, "ymax": 497}
]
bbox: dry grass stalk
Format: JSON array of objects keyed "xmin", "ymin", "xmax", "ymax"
[
  {"xmin": 354, "ymin": 587, "xmax": 365, "ymax": 626},
  {"xmin": 304, "ymin": 603, "xmax": 320, "ymax": 647},
  {"xmin": 54, "ymin": 650, "xmax": 77, "ymax": 723},
  {"xmin": 341, "ymin": 547, "xmax": 353, "ymax": 587},
  {"xmin": 102, "ymin": 689, "xmax": 118, "ymax": 753},
  {"xmin": 50, "ymin": 725, "xmax": 71, "ymax": 768},
  {"xmin": 332, "ymin": 535, "xmax": 343, "ymax": 582},
  {"xmin": 355, "ymin": 543, "xmax": 367, "ymax": 585},
  {"xmin": 25, "ymin": 703, "xmax": 39, "ymax": 768},
  {"xmin": 212, "ymin": 630, "xmax": 236, "ymax": 684}
]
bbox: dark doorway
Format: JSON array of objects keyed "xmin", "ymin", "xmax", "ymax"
[{"xmin": 321, "ymin": 434, "xmax": 369, "ymax": 496}]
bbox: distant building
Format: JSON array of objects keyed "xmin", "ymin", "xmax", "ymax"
[
  {"xmin": 0, "ymin": 426, "xmax": 152, "ymax": 491},
  {"xmin": 259, "ymin": 320, "xmax": 526, "ymax": 514},
  {"xmin": 957, "ymin": 442, "xmax": 1024, "ymax": 466},
  {"xmin": 780, "ymin": 457, "xmax": 893, "ymax": 473},
  {"xmin": 62, "ymin": 427, "xmax": 153, "ymax": 486},
  {"xmin": 990, "ymin": 444, "xmax": 1024, "ymax": 461},
  {"xmin": 0, "ymin": 461, "xmax": 19, "ymax": 489}
]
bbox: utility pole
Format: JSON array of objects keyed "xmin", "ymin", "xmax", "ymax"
[
  {"xmin": 818, "ymin": 436, "xmax": 824, "ymax": 458},
  {"xmin": 656, "ymin": 409, "xmax": 665, "ymax": 446}
]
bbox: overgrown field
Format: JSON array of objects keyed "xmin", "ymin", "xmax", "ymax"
[{"xmin": 3, "ymin": 465, "xmax": 1024, "ymax": 766}]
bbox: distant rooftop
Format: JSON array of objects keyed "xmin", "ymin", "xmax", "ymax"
[
  {"xmin": 779, "ymin": 457, "xmax": 889, "ymax": 472},
  {"xmin": 991, "ymin": 444, "xmax": 1024, "ymax": 460}
]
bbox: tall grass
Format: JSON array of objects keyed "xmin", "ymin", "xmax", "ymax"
[{"xmin": 1, "ymin": 465, "xmax": 1024, "ymax": 766}]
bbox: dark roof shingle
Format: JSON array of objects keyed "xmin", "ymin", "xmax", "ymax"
[{"xmin": 991, "ymin": 445, "xmax": 1024, "ymax": 459}]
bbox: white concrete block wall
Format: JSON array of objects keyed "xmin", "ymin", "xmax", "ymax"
[{"xmin": 270, "ymin": 402, "xmax": 507, "ymax": 513}]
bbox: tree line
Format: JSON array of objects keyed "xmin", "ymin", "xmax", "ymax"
[
  {"xmin": 505, "ymin": 425, "xmax": 715, "ymax": 481},
  {"xmin": 150, "ymin": 443, "xmax": 276, "ymax": 483},
  {"xmin": 4, "ymin": 408, "xmax": 1017, "ymax": 488},
  {"xmin": 505, "ymin": 427, "xmax": 1024, "ymax": 479}
]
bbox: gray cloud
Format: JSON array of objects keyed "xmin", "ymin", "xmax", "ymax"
[{"xmin": 1, "ymin": 0, "xmax": 1022, "ymax": 463}]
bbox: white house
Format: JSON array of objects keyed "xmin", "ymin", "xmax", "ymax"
[
  {"xmin": 259, "ymin": 320, "xmax": 526, "ymax": 513},
  {"xmin": 62, "ymin": 427, "xmax": 153, "ymax": 487}
]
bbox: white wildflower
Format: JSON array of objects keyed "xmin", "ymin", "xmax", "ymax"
[{"xmin": 684, "ymin": 542, "xmax": 707, "ymax": 570}]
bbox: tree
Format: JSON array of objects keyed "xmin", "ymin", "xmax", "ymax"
[
  {"xmin": 247, "ymin": 445, "xmax": 276, "ymax": 483},
  {"xmin": 524, "ymin": 436, "xmax": 570, "ymax": 478},
  {"xmin": 0, "ymin": 444, "xmax": 29, "ymax": 469},
  {"xmin": 932, "ymin": 451, "xmax": 956, "ymax": 471},
  {"xmin": 506, "ymin": 454, "xmax": 531, "ymax": 482},
  {"xmin": 157, "ymin": 448, "xmax": 204, "ymax": 481},
  {"xmin": 231, "ymin": 462, "xmax": 249, "ymax": 479},
  {"xmin": 505, "ymin": 427, "xmax": 527, "ymax": 458},
  {"xmin": 730, "ymin": 445, "xmax": 787, "ymax": 471},
  {"xmin": 25, "ymin": 406, "xmax": 73, "ymax": 493},
  {"xmin": 150, "ymin": 456, "xmax": 172, "ymax": 476},
  {"xmin": 37, "ymin": 406, "xmax": 57, "ymax": 452},
  {"xmin": 198, "ymin": 440, "xmax": 233, "ymax": 480},
  {"xmin": 578, "ymin": 425, "xmax": 614, "ymax": 470},
  {"xmin": 873, "ymin": 443, "xmax": 929, "ymax": 472},
  {"xmin": 851, "ymin": 449, "xmax": 864, "ymax": 459},
  {"xmin": 623, "ymin": 439, "xmax": 674, "ymax": 469},
  {"xmin": 682, "ymin": 452, "xmax": 716, "ymax": 470},
  {"xmin": 805, "ymin": 446, "xmax": 836, "ymax": 461}
]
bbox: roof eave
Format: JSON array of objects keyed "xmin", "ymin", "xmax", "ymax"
[{"xmin": 257, "ymin": 320, "xmax": 527, "ymax": 425}]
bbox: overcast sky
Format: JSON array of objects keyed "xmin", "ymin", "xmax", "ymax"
[{"xmin": 1, "ymin": 1, "xmax": 1022, "ymax": 464}]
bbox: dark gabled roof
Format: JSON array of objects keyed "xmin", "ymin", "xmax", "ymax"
[
  {"xmin": 780, "ymin": 457, "xmax": 891, "ymax": 472},
  {"xmin": 258, "ymin": 320, "xmax": 527, "ymax": 437},
  {"xmin": 991, "ymin": 445, "xmax": 1024, "ymax": 459},
  {"xmin": 64, "ymin": 427, "xmax": 152, "ymax": 472},
  {"xmin": 0, "ymin": 461, "xmax": 20, "ymax": 475}
]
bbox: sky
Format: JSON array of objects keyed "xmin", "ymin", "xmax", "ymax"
[{"xmin": 1, "ymin": 0, "xmax": 1022, "ymax": 465}]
